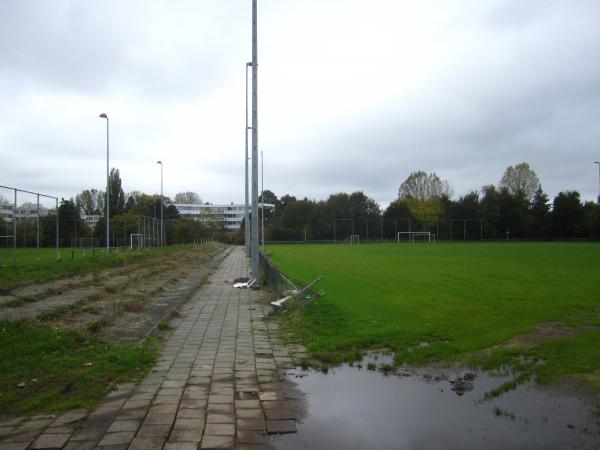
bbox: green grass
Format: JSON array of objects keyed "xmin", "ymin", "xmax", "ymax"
[
  {"xmin": 0, "ymin": 320, "xmax": 159, "ymax": 415},
  {"xmin": 0, "ymin": 244, "xmax": 206, "ymax": 289},
  {"xmin": 267, "ymin": 242, "xmax": 600, "ymax": 385}
]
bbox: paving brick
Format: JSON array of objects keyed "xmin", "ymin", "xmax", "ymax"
[
  {"xmin": 168, "ymin": 429, "xmax": 204, "ymax": 442},
  {"xmin": 203, "ymin": 424, "xmax": 234, "ymax": 436},
  {"xmin": 205, "ymin": 414, "xmax": 234, "ymax": 425},
  {"xmin": 206, "ymin": 403, "xmax": 233, "ymax": 414},
  {"xmin": 137, "ymin": 423, "xmax": 171, "ymax": 437},
  {"xmin": 266, "ymin": 420, "xmax": 297, "ymax": 434},
  {"xmin": 62, "ymin": 441, "xmax": 96, "ymax": 450},
  {"xmin": 0, "ymin": 443, "xmax": 30, "ymax": 450},
  {"xmin": 199, "ymin": 434, "xmax": 234, "ymax": 448},
  {"xmin": 163, "ymin": 442, "xmax": 199, "ymax": 450},
  {"xmin": 234, "ymin": 400, "xmax": 260, "ymax": 409},
  {"xmin": 97, "ymin": 431, "xmax": 135, "ymax": 446},
  {"xmin": 1, "ymin": 429, "xmax": 42, "ymax": 442},
  {"xmin": 30, "ymin": 433, "xmax": 71, "ymax": 449},
  {"xmin": 106, "ymin": 420, "xmax": 141, "ymax": 433},
  {"xmin": 68, "ymin": 426, "xmax": 106, "ymax": 442},
  {"xmin": 263, "ymin": 409, "xmax": 294, "ymax": 420},
  {"xmin": 143, "ymin": 414, "xmax": 175, "ymax": 426},
  {"xmin": 236, "ymin": 419, "xmax": 266, "ymax": 431},
  {"xmin": 173, "ymin": 419, "xmax": 204, "ymax": 430},
  {"xmin": 236, "ymin": 430, "xmax": 270, "ymax": 445},
  {"xmin": 176, "ymin": 409, "xmax": 205, "ymax": 420},
  {"xmin": 128, "ymin": 436, "xmax": 165, "ymax": 450},
  {"xmin": 236, "ymin": 409, "xmax": 263, "ymax": 420}
]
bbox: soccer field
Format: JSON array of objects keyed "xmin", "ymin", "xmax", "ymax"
[{"xmin": 267, "ymin": 242, "xmax": 600, "ymax": 384}]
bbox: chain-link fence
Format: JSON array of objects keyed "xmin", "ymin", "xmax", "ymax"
[{"xmin": 332, "ymin": 218, "xmax": 485, "ymax": 242}]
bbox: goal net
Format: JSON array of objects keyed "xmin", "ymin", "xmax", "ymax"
[
  {"xmin": 397, "ymin": 231, "xmax": 436, "ymax": 244},
  {"xmin": 343, "ymin": 234, "xmax": 360, "ymax": 245}
]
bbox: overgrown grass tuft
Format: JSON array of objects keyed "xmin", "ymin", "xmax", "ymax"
[{"xmin": 0, "ymin": 320, "xmax": 159, "ymax": 415}]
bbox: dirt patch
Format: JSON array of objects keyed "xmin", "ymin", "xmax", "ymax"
[{"xmin": 506, "ymin": 323, "xmax": 584, "ymax": 349}]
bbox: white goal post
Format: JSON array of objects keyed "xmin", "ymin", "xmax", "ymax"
[
  {"xmin": 397, "ymin": 231, "xmax": 436, "ymax": 244},
  {"xmin": 343, "ymin": 234, "xmax": 360, "ymax": 244}
]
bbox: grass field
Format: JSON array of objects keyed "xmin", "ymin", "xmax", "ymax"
[
  {"xmin": 0, "ymin": 245, "xmax": 200, "ymax": 289},
  {"xmin": 267, "ymin": 242, "xmax": 600, "ymax": 388}
]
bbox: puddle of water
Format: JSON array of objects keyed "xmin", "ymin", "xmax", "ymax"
[{"xmin": 274, "ymin": 354, "xmax": 600, "ymax": 450}]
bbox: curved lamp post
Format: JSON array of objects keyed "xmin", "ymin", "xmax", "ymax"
[{"xmin": 156, "ymin": 160, "xmax": 164, "ymax": 246}]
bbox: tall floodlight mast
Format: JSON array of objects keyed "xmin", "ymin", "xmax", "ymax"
[
  {"xmin": 250, "ymin": 0, "xmax": 259, "ymax": 281},
  {"xmin": 245, "ymin": 62, "xmax": 252, "ymax": 256}
]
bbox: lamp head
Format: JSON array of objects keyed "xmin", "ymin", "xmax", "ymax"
[
  {"xmin": 99, "ymin": 113, "xmax": 108, "ymax": 119},
  {"xmin": 156, "ymin": 160, "xmax": 162, "ymax": 164}
]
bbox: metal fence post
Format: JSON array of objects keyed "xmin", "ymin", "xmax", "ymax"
[
  {"xmin": 36, "ymin": 193, "xmax": 40, "ymax": 264},
  {"xmin": 56, "ymin": 198, "xmax": 59, "ymax": 260},
  {"xmin": 13, "ymin": 189, "xmax": 16, "ymax": 268}
]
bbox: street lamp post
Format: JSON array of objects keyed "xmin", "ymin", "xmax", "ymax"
[
  {"xmin": 157, "ymin": 161, "xmax": 164, "ymax": 246},
  {"xmin": 99, "ymin": 113, "xmax": 109, "ymax": 253},
  {"xmin": 245, "ymin": 62, "xmax": 252, "ymax": 257}
]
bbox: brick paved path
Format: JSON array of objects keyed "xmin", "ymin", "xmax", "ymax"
[{"xmin": 0, "ymin": 247, "xmax": 306, "ymax": 450}]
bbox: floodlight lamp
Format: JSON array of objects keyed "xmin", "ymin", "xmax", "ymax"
[
  {"xmin": 99, "ymin": 113, "xmax": 108, "ymax": 119},
  {"xmin": 157, "ymin": 160, "xmax": 162, "ymax": 164}
]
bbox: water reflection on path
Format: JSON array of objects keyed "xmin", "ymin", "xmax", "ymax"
[{"xmin": 273, "ymin": 354, "xmax": 600, "ymax": 450}]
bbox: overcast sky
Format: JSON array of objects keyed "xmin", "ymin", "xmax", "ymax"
[{"xmin": 1, "ymin": 0, "xmax": 600, "ymax": 209}]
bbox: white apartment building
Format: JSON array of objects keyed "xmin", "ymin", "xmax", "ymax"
[
  {"xmin": 175, "ymin": 202, "xmax": 275, "ymax": 230},
  {"xmin": 14, "ymin": 202, "xmax": 54, "ymax": 220},
  {"xmin": 0, "ymin": 200, "xmax": 12, "ymax": 222},
  {"xmin": 82, "ymin": 214, "xmax": 101, "ymax": 229}
]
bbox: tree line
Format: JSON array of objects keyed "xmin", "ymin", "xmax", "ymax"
[
  {"xmin": 3, "ymin": 168, "xmax": 228, "ymax": 248},
  {"xmin": 254, "ymin": 163, "xmax": 600, "ymax": 241}
]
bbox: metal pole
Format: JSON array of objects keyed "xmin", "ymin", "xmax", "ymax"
[
  {"xmin": 13, "ymin": 189, "xmax": 16, "ymax": 268},
  {"xmin": 106, "ymin": 119, "xmax": 109, "ymax": 252},
  {"xmin": 250, "ymin": 0, "xmax": 259, "ymax": 281},
  {"xmin": 55, "ymin": 198, "xmax": 59, "ymax": 260},
  {"xmin": 261, "ymin": 150, "xmax": 265, "ymax": 253},
  {"xmin": 157, "ymin": 161, "xmax": 164, "ymax": 246},
  {"xmin": 333, "ymin": 218, "xmax": 336, "ymax": 242},
  {"xmin": 595, "ymin": 162, "xmax": 600, "ymax": 204},
  {"xmin": 245, "ymin": 62, "xmax": 252, "ymax": 256},
  {"xmin": 99, "ymin": 114, "xmax": 110, "ymax": 253},
  {"xmin": 36, "ymin": 193, "xmax": 40, "ymax": 264}
]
